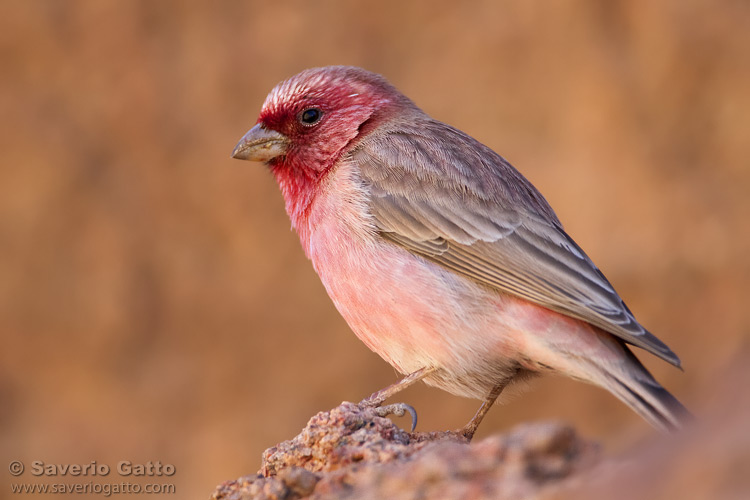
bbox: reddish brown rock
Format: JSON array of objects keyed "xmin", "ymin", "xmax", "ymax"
[{"xmin": 211, "ymin": 402, "xmax": 599, "ymax": 500}]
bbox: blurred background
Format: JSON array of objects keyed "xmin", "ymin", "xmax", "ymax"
[{"xmin": 1, "ymin": 0, "xmax": 748, "ymax": 498}]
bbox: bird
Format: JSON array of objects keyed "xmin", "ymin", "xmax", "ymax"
[{"xmin": 232, "ymin": 66, "xmax": 689, "ymax": 439}]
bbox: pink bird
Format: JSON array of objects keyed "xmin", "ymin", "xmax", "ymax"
[{"xmin": 232, "ymin": 66, "xmax": 688, "ymax": 439}]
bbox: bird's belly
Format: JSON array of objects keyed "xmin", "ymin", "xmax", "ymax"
[
  {"xmin": 299, "ymin": 164, "xmax": 603, "ymax": 400},
  {"xmin": 307, "ymin": 217, "xmax": 547, "ymax": 399}
]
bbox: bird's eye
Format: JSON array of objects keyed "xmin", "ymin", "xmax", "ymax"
[{"xmin": 299, "ymin": 108, "xmax": 322, "ymax": 126}]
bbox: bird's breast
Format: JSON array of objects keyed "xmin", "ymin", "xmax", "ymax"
[{"xmin": 297, "ymin": 161, "xmax": 532, "ymax": 398}]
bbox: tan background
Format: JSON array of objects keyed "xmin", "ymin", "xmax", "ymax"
[{"xmin": 1, "ymin": 1, "xmax": 748, "ymax": 498}]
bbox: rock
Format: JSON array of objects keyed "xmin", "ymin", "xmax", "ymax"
[{"xmin": 211, "ymin": 402, "xmax": 599, "ymax": 500}]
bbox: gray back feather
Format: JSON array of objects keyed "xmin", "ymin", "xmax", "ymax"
[{"xmin": 352, "ymin": 117, "xmax": 681, "ymax": 367}]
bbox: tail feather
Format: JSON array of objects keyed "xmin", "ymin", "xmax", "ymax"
[
  {"xmin": 608, "ymin": 375, "xmax": 691, "ymax": 432},
  {"xmin": 603, "ymin": 347, "xmax": 692, "ymax": 432}
]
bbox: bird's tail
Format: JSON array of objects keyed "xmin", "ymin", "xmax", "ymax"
[
  {"xmin": 599, "ymin": 346, "xmax": 692, "ymax": 432},
  {"xmin": 522, "ymin": 317, "xmax": 690, "ymax": 431}
]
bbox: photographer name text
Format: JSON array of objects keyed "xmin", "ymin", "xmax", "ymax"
[{"xmin": 23, "ymin": 461, "xmax": 175, "ymax": 477}]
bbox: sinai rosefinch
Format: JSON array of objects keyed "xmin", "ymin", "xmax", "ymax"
[{"xmin": 232, "ymin": 66, "xmax": 688, "ymax": 438}]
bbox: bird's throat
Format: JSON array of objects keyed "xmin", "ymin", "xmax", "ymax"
[{"xmin": 270, "ymin": 161, "xmax": 325, "ymax": 249}]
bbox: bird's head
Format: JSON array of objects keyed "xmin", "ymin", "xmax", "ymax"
[
  {"xmin": 233, "ymin": 66, "xmax": 413, "ymax": 179},
  {"xmin": 232, "ymin": 66, "xmax": 416, "ymax": 226}
]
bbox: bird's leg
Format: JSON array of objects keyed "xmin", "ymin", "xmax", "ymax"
[
  {"xmin": 359, "ymin": 367, "xmax": 436, "ymax": 432},
  {"xmin": 458, "ymin": 382, "xmax": 507, "ymax": 441},
  {"xmin": 360, "ymin": 366, "xmax": 437, "ymax": 406}
]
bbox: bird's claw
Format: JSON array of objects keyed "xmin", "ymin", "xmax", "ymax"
[{"xmin": 370, "ymin": 402, "xmax": 419, "ymax": 432}]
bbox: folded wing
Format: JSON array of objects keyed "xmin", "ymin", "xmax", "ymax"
[{"xmin": 352, "ymin": 119, "xmax": 680, "ymax": 367}]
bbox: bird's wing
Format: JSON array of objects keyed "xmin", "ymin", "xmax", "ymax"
[{"xmin": 352, "ymin": 120, "xmax": 680, "ymax": 367}]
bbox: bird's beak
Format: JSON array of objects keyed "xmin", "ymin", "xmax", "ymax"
[{"xmin": 231, "ymin": 123, "xmax": 289, "ymax": 162}]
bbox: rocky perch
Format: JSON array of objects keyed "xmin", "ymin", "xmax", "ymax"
[
  {"xmin": 210, "ymin": 402, "xmax": 599, "ymax": 500},
  {"xmin": 211, "ymin": 358, "xmax": 750, "ymax": 499}
]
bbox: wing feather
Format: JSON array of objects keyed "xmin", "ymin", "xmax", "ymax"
[{"xmin": 353, "ymin": 119, "xmax": 681, "ymax": 367}]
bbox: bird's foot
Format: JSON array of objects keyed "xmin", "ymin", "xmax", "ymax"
[
  {"xmin": 357, "ymin": 394, "xmax": 386, "ymax": 409},
  {"xmin": 452, "ymin": 423, "xmax": 478, "ymax": 442},
  {"xmin": 358, "ymin": 399, "xmax": 419, "ymax": 432}
]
